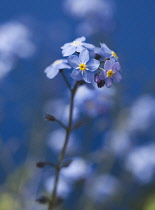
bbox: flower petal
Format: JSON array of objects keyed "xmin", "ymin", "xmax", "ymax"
[
  {"xmin": 83, "ymin": 43, "xmax": 95, "ymax": 50},
  {"xmin": 44, "ymin": 65, "xmax": 59, "ymax": 79},
  {"xmin": 112, "ymin": 62, "xmax": 121, "ymax": 71},
  {"xmin": 99, "ymin": 43, "xmax": 111, "ymax": 57},
  {"xmin": 83, "ymin": 71, "xmax": 94, "ymax": 83},
  {"xmin": 75, "ymin": 36, "xmax": 86, "ymax": 42},
  {"xmin": 98, "ymin": 71, "xmax": 105, "ymax": 80},
  {"xmin": 104, "ymin": 60, "xmax": 113, "ymax": 71},
  {"xmin": 105, "ymin": 77, "xmax": 113, "ymax": 88},
  {"xmin": 58, "ymin": 63, "xmax": 71, "ymax": 69},
  {"xmin": 113, "ymin": 71, "xmax": 122, "ymax": 82},
  {"xmin": 76, "ymin": 45, "xmax": 85, "ymax": 52},
  {"xmin": 62, "ymin": 45, "xmax": 76, "ymax": 56},
  {"xmin": 61, "ymin": 42, "xmax": 71, "ymax": 50},
  {"xmin": 68, "ymin": 55, "xmax": 80, "ymax": 68},
  {"xmin": 71, "ymin": 69, "xmax": 83, "ymax": 81},
  {"xmin": 79, "ymin": 49, "xmax": 89, "ymax": 63},
  {"xmin": 87, "ymin": 59, "xmax": 100, "ymax": 71}
]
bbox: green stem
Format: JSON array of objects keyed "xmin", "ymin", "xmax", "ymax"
[{"xmin": 48, "ymin": 82, "xmax": 79, "ymax": 210}]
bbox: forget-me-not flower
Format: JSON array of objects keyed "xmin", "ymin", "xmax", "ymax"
[
  {"xmin": 99, "ymin": 43, "xmax": 118, "ymax": 61},
  {"xmin": 61, "ymin": 37, "xmax": 95, "ymax": 56},
  {"xmin": 44, "ymin": 59, "xmax": 71, "ymax": 79},
  {"xmin": 99, "ymin": 60, "xmax": 122, "ymax": 88},
  {"xmin": 68, "ymin": 49, "xmax": 100, "ymax": 83}
]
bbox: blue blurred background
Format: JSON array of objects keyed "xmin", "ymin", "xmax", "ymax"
[{"xmin": 0, "ymin": 0, "xmax": 155, "ymax": 209}]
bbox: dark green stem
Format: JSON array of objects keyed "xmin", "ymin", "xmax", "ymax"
[{"xmin": 48, "ymin": 82, "xmax": 79, "ymax": 210}]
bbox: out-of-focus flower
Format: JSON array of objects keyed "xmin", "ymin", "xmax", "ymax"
[
  {"xmin": 47, "ymin": 129, "xmax": 79, "ymax": 154},
  {"xmin": 68, "ymin": 49, "xmax": 100, "ymax": 83},
  {"xmin": 44, "ymin": 98, "xmax": 79, "ymax": 123},
  {"xmin": 61, "ymin": 37, "xmax": 95, "ymax": 56},
  {"xmin": 85, "ymin": 174, "xmax": 120, "ymax": 202},
  {"xmin": 99, "ymin": 43, "xmax": 118, "ymax": 61},
  {"xmin": 99, "ymin": 60, "xmax": 122, "ymax": 88},
  {"xmin": 0, "ymin": 21, "xmax": 35, "ymax": 79},
  {"xmin": 63, "ymin": 0, "xmax": 115, "ymax": 36},
  {"xmin": 125, "ymin": 143, "xmax": 155, "ymax": 183},
  {"xmin": 74, "ymin": 85, "xmax": 115, "ymax": 117},
  {"xmin": 61, "ymin": 157, "xmax": 92, "ymax": 181},
  {"xmin": 127, "ymin": 95, "xmax": 155, "ymax": 133},
  {"xmin": 44, "ymin": 59, "xmax": 71, "ymax": 79},
  {"xmin": 45, "ymin": 176, "xmax": 71, "ymax": 198}
]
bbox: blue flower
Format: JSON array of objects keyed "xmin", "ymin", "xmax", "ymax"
[
  {"xmin": 61, "ymin": 37, "xmax": 95, "ymax": 57},
  {"xmin": 44, "ymin": 59, "xmax": 71, "ymax": 79},
  {"xmin": 99, "ymin": 43, "xmax": 118, "ymax": 61},
  {"xmin": 99, "ymin": 60, "xmax": 122, "ymax": 88},
  {"xmin": 68, "ymin": 49, "xmax": 100, "ymax": 83}
]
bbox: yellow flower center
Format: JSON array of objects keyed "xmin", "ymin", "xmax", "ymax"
[
  {"xmin": 107, "ymin": 69, "xmax": 114, "ymax": 77},
  {"xmin": 53, "ymin": 59, "xmax": 62, "ymax": 65},
  {"xmin": 79, "ymin": 63, "xmax": 87, "ymax": 71},
  {"xmin": 72, "ymin": 40, "xmax": 82, "ymax": 47},
  {"xmin": 111, "ymin": 51, "xmax": 117, "ymax": 58}
]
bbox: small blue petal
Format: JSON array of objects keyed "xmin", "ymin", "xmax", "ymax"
[
  {"xmin": 87, "ymin": 59, "xmax": 100, "ymax": 71},
  {"xmin": 58, "ymin": 63, "xmax": 71, "ymax": 69},
  {"xmin": 61, "ymin": 42, "xmax": 71, "ymax": 50},
  {"xmin": 71, "ymin": 69, "xmax": 83, "ymax": 81},
  {"xmin": 113, "ymin": 71, "xmax": 122, "ymax": 82},
  {"xmin": 99, "ymin": 71, "xmax": 105, "ymax": 80},
  {"xmin": 76, "ymin": 45, "xmax": 85, "ymax": 52},
  {"xmin": 104, "ymin": 60, "xmax": 113, "ymax": 71},
  {"xmin": 68, "ymin": 55, "xmax": 80, "ymax": 68},
  {"xmin": 62, "ymin": 45, "xmax": 76, "ymax": 56},
  {"xmin": 83, "ymin": 71, "xmax": 94, "ymax": 83},
  {"xmin": 44, "ymin": 65, "xmax": 59, "ymax": 79},
  {"xmin": 79, "ymin": 49, "xmax": 89, "ymax": 63},
  {"xmin": 105, "ymin": 77, "xmax": 113, "ymax": 88},
  {"xmin": 83, "ymin": 43, "xmax": 95, "ymax": 50},
  {"xmin": 112, "ymin": 62, "xmax": 121, "ymax": 71},
  {"xmin": 75, "ymin": 36, "xmax": 86, "ymax": 42}
]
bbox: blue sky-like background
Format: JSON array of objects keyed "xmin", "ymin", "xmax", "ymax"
[{"xmin": 0, "ymin": 0, "xmax": 155, "ymax": 209}]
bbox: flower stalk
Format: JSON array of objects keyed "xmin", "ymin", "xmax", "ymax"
[{"xmin": 48, "ymin": 81, "xmax": 79, "ymax": 210}]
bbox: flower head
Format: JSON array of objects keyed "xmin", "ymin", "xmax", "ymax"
[
  {"xmin": 44, "ymin": 59, "xmax": 71, "ymax": 79},
  {"xmin": 68, "ymin": 49, "xmax": 100, "ymax": 83},
  {"xmin": 99, "ymin": 60, "xmax": 122, "ymax": 88},
  {"xmin": 61, "ymin": 37, "xmax": 95, "ymax": 56},
  {"xmin": 99, "ymin": 43, "xmax": 118, "ymax": 61}
]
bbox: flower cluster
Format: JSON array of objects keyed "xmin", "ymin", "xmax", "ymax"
[{"xmin": 44, "ymin": 37, "xmax": 122, "ymax": 88}]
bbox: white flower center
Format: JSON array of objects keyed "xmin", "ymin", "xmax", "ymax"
[{"xmin": 72, "ymin": 40, "xmax": 82, "ymax": 47}]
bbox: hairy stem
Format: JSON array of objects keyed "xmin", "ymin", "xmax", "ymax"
[{"xmin": 48, "ymin": 81, "xmax": 79, "ymax": 210}]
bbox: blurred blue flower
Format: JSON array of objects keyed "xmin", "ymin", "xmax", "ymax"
[
  {"xmin": 99, "ymin": 43, "xmax": 118, "ymax": 61},
  {"xmin": 99, "ymin": 60, "xmax": 122, "ymax": 88},
  {"xmin": 47, "ymin": 129, "xmax": 79, "ymax": 154},
  {"xmin": 61, "ymin": 37, "xmax": 95, "ymax": 56},
  {"xmin": 85, "ymin": 174, "xmax": 120, "ymax": 203},
  {"xmin": 0, "ymin": 21, "xmax": 35, "ymax": 79},
  {"xmin": 45, "ymin": 176, "xmax": 71, "ymax": 198},
  {"xmin": 127, "ymin": 95, "xmax": 155, "ymax": 133},
  {"xmin": 63, "ymin": 0, "xmax": 115, "ymax": 36},
  {"xmin": 44, "ymin": 59, "xmax": 71, "ymax": 79},
  {"xmin": 61, "ymin": 157, "xmax": 92, "ymax": 182},
  {"xmin": 125, "ymin": 143, "xmax": 155, "ymax": 183},
  {"xmin": 68, "ymin": 49, "xmax": 100, "ymax": 83},
  {"xmin": 75, "ymin": 85, "xmax": 115, "ymax": 117},
  {"xmin": 44, "ymin": 98, "xmax": 79, "ymax": 123}
]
